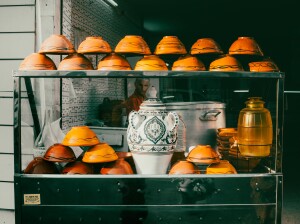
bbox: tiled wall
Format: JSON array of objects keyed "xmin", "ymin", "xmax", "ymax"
[
  {"xmin": 61, "ymin": 0, "xmax": 142, "ymax": 130},
  {"xmin": 61, "ymin": 77, "xmax": 126, "ymax": 130}
]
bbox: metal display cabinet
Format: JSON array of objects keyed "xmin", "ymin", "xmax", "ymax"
[{"xmin": 14, "ymin": 70, "xmax": 284, "ymax": 224}]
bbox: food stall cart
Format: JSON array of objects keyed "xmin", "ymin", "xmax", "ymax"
[{"xmin": 13, "ymin": 1, "xmax": 284, "ymax": 223}]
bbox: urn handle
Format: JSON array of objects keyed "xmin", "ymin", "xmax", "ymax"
[
  {"xmin": 128, "ymin": 111, "xmax": 142, "ymax": 130},
  {"xmin": 167, "ymin": 112, "xmax": 179, "ymax": 132}
]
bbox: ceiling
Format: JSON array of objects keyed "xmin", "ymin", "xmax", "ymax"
[{"xmin": 117, "ymin": 0, "xmax": 298, "ymax": 38}]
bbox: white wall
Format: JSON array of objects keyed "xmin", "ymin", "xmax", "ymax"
[
  {"xmin": 0, "ymin": 0, "xmax": 36, "ymax": 223},
  {"xmin": 0, "ymin": 0, "xmax": 60, "ymax": 222}
]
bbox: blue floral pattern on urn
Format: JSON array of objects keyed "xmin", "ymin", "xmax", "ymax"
[
  {"xmin": 144, "ymin": 116, "xmax": 166, "ymax": 144},
  {"xmin": 127, "ymin": 86, "xmax": 180, "ymax": 174},
  {"xmin": 127, "ymin": 86, "xmax": 179, "ymax": 153}
]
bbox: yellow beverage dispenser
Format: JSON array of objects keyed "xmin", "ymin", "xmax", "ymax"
[{"xmin": 237, "ymin": 97, "xmax": 273, "ymax": 157}]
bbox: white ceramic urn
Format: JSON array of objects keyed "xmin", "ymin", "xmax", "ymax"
[{"xmin": 127, "ymin": 86, "xmax": 179, "ymax": 174}]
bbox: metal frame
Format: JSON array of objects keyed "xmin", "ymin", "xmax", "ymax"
[{"xmin": 13, "ymin": 70, "xmax": 284, "ymax": 224}]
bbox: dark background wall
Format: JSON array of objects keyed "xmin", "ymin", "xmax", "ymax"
[{"xmin": 116, "ymin": 0, "xmax": 300, "ymax": 170}]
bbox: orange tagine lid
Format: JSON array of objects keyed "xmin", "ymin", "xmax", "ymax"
[
  {"xmin": 62, "ymin": 126, "xmax": 100, "ymax": 147},
  {"xmin": 82, "ymin": 143, "xmax": 118, "ymax": 163},
  {"xmin": 39, "ymin": 34, "xmax": 75, "ymax": 55}
]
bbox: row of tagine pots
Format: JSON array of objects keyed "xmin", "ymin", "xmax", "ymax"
[
  {"xmin": 24, "ymin": 126, "xmax": 237, "ymax": 175},
  {"xmin": 19, "ymin": 34, "xmax": 280, "ymax": 72}
]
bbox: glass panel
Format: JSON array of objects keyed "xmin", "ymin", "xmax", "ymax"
[{"xmin": 16, "ymin": 72, "xmax": 283, "ymax": 175}]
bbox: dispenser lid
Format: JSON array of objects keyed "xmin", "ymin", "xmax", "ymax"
[
  {"xmin": 245, "ymin": 97, "xmax": 265, "ymax": 108},
  {"xmin": 139, "ymin": 86, "xmax": 166, "ymax": 111}
]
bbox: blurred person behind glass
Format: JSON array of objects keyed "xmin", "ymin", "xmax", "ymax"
[
  {"xmin": 125, "ymin": 78, "xmax": 150, "ymax": 115},
  {"xmin": 111, "ymin": 78, "xmax": 150, "ymax": 126}
]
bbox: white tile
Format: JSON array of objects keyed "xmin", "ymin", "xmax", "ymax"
[
  {"xmin": 0, "ymin": 210, "xmax": 15, "ymax": 224},
  {"xmin": 0, "ymin": 154, "xmax": 33, "ymax": 182},
  {"xmin": 0, "ymin": 60, "xmax": 22, "ymax": 92},
  {"xmin": 0, "ymin": 182, "xmax": 14, "ymax": 209},
  {"xmin": 0, "ymin": 6, "xmax": 35, "ymax": 32},
  {"xmin": 0, "ymin": 154, "xmax": 14, "ymax": 181},
  {"xmin": 0, "ymin": 0, "xmax": 34, "ymax": 5},
  {"xmin": 0, "ymin": 125, "xmax": 34, "ymax": 154},
  {"xmin": 0, "ymin": 126, "xmax": 13, "ymax": 153},
  {"xmin": 0, "ymin": 98, "xmax": 13, "ymax": 125},
  {"xmin": 0, "ymin": 92, "xmax": 13, "ymax": 97},
  {"xmin": 0, "ymin": 33, "xmax": 35, "ymax": 59}
]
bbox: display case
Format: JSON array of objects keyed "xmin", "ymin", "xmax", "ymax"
[{"xmin": 14, "ymin": 70, "xmax": 284, "ymax": 224}]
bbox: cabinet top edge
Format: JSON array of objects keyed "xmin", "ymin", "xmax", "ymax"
[
  {"xmin": 13, "ymin": 70, "xmax": 285, "ymax": 79},
  {"xmin": 15, "ymin": 173, "xmax": 282, "ymax": 179}
]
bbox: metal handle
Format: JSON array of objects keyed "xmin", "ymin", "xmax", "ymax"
[{"xmin": 199, "ymin": 110, "xmax": 221, "ymax": 121}]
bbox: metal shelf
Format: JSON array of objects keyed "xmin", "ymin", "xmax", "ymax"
[{"xmin": 14, "ymin": 70, "xmax": 285, "ymax": 79}]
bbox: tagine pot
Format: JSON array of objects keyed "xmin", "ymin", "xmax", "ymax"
[{"xmin": 127, "ymin": 86, "xmax": 179, "ymax": 174}]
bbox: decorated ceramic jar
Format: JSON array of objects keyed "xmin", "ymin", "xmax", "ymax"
[{"xmin": 127, "ymin": 86, "xmax": 179, "ymax": 174}]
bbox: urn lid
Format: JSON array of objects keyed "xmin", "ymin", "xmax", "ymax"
[{"xmin": 139, "ymin": 86, "xmax": 166, "ymax": 111}]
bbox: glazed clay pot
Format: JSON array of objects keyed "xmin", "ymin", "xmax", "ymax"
[
  {"xmin": 62, "ymin": 161, "xmax": 93, "ymax": 174},
  {"xmin": 97, "ymin": 53, "xmax": 131, "ymax": 70},
  {"xmin": 116, "ymin": 152, "xmax": 136, "ymax": 173},
  {"xmin": 77, "ymin": 36, "xmax": 112, "ymax": 54},
  {"xmin": 39, "ymin": 34, "xmax": 75, "ymax": 54},
  {"xmin": 217, "ymin": 128, "xmax": 237, "ymax": 157},
  {"xmin": 82, "ymin": 143, "xmax": 118, "ymax": 163},
  {"xmin": 187, "ymin": 145, "xmax": 220, "ymax": 165},
  {"xmin": 249, "ymin": 58, "xmax": 280, "ymax": 72},
  {"xmin": 58, "ymin": 53, "xmax": 94, "ymax": 70},
  {"xmin": 19, "ymin": 53, "xmax": 57, "ymax": 70},
  {"xmin": 115, "ymin": 35, "xmax": 151, "ymax": 55},
  {"xmin": 154, "ymin": 36, "xmax": 187, "ymax": 55},
  {"xmin": 206, "ymin": 160, "xmax": 237, "ymax": 174},
  {"xmin": 218, "ymin": 127, "xmax": 237, "ymax": 134},
  {"xmin": 190, "ymin": 38, "xmax": 223, "ymax": 55},
  {"xmin": 134, "ymin": 55, "xmax": 168, "ymax": 71},
  {"xmin": 62, "ymin": 126, "xmax": 100, "ymax": 147},
  {"xmin": 100, "ymin": 158, "xmax": 134, "ymax": 175},
  {"xmin": 170, "ymin": 151, "xmax": 186, "ymax": 167},
  {"xmin": 172, "ymin": 54, "xmax": 206, "ymax": 71},
  {"xmin": 209, "ymin": 55, "xmax": 244, "ymax": 71},
  {"xmin": 24, "ymin": 157, "xmax": 59, "ymax": 174},
  {"xmin": 217, "ymin": 128, "xmax": 237, "ymax": 141},
  {"xmin": 127, "ymin": 86, "xmax": 179, "ymax": 174},
  {"xmin": 228, "ymin": 37, "xmax": 264, "ymax": 56},
  {"xmin": 169, "ymin": 160, "xmax": 201, "ymax": 175},
  {"xmin": 43, "ymin": 143, "xmax": 76, "ymax": 163}
]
